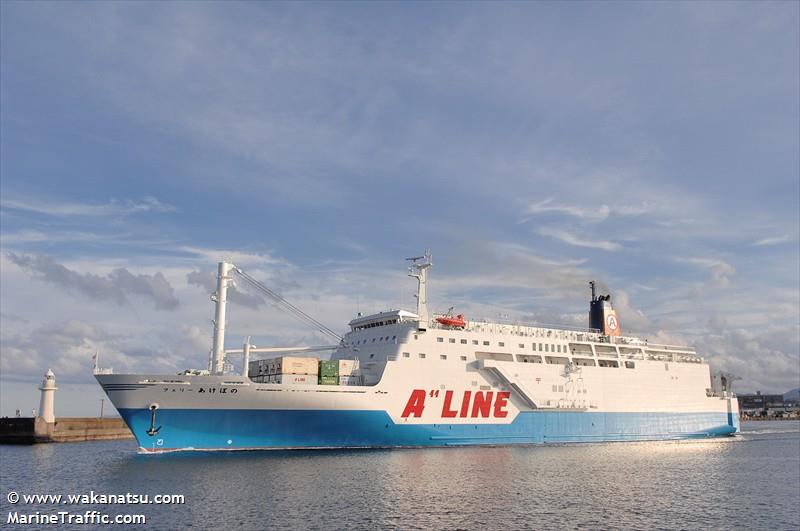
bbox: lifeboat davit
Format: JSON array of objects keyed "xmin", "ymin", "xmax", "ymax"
[{"xmin": 435, "ymin": 313, "xmax": 466, "ymax": 328}]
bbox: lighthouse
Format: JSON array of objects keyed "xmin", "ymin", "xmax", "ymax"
[{"xmin": 38, "ymin": 369, "xmax": 57, "ymax": 423}]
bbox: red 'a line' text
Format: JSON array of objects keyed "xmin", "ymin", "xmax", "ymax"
[{"xmin": 401, "ymin": 389, "xmax": 510, "ymax": 418}]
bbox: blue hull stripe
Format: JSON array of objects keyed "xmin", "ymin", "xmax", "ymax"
[{"xmin": 120, "ymin": 409, "xmax": 739, "ymax": 452}]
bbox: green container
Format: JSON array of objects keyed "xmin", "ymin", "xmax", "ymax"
[
  {"xmin": 318, "ymin": 375, "xmax": 338, "ymax": 385},
  {"xmin": 319, "ymin": 360, "xmax": 339, "ymax": 377}
]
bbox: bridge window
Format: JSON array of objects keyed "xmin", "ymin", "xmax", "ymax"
[
  {"xmin": 545, "ymin": 356, "xmax": 570, "ymax": 365},
  {"xmin": 419, "ymin": 353, "xmax": 426, "ymax": 359},
  {"xmin": 440, "ymin": 355, "xmax": 447, "ymax": 360},
  {"xmin": 461, "ymin": 339, "xmax": 467, "ymax": 344},
  {"xmin": 596, "ymin": 345, "xmax": 619, "ymax": 357},
  {"xmin": 403, "ymin": 352, "xmax": 410, "ymax": 358},
  {"xmin": 473, "ymin": 340, "xmax": 479, "ymax": 345},
  {"xmin": 449, "ymin": 338, "xmax": 455, "ymax": 343},
  {"xmin": 483, "ymin": 341, "xmax": 490, "ymax": 346},
  {"xmin": 569, "ymin": 343, "xmax": 593, "ymax": 356},
  {"xmin": 517, "ymin": 355, "xmax": 542, "ymax": 363},
  {"xmin": 460, "ymin": 355, "xmax": 467, "ymax": 361},
  {"xmin": 518, "ymin": 343, "xmax": 525, "ymax": 349},
  {"xmin": 598, "ymin": 359, "xmax": 619, "ymax": 368},
  {"xmin": 499, "ymin": 342, "xmax": 505, "ymax": 347},
  {"xmin": 573, "ymin": 358, "xmax": 595, "ymax": 367},
  {"xmin": 625, "ymin": 361, "xmax": 635, "ymax": 369},
  {"xmin": 437, "ymin": 337, "xmax": 444, "ymax": 343}
]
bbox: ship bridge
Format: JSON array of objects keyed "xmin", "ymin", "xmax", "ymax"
[{"xmin": 348, "ymin": 310, "xmax": 419, "ymax": 331}]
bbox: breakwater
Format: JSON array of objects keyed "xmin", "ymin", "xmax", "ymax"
[{"xmin": 0, "ymin": 417, "xmax": 132, "ymax": 444}]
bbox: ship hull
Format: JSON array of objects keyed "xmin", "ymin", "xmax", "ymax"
[
  {"xmin": 99, "ymin": 335, "xmax": 740, "ymax": 454},
  {"xmin": 120, "ymin": 407, "xmax": 737, "ymax": 453}
]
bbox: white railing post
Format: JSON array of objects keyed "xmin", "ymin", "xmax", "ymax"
[{"xmin": 242, "ymin": 336, "xmax": 251, "ymax": 378}]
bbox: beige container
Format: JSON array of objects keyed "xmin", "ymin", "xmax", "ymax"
[
  {"xmin": 338, "ymin": 359, "xmax": 359, "ymax": 376},
  {"xmin": 269, "ymin": 356, "xmax": 319, "ymax": 375}
]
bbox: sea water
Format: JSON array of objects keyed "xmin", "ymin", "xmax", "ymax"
[{"xmin": 1, "ymin": 421, "xmax": 798, "ymax": 530}]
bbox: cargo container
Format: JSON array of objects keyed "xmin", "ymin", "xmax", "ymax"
[
  {"xmin": 338, "ymin": 375, "xmax": 362, "ymax": 386},
  {"xmin": 319, "ymin": 360, "xmax": 339, "ymax": 378},
  {"xmin": 248, "ymin": 360, "xmax": 264, "ymax": 378},
  {"xmin": 337, "ymin": 359, "xmax": 359, "ymax": 376},
  {"xmin": 318, "ymin": 375, "xmax": 338, "ymax": 385},
  {"xmin": 275, "ymin": 356, "xmax": 319, "ymax": 375},
  {"xmin": 249, "ymin": 374, "xmax": 317, "ymax": 384},
  {"xmin": 248, "ymin": 356, "xmax": 318, "ymax": 378}
]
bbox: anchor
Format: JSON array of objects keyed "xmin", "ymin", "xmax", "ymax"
[{"xmin": 146, "ymin": 403, "xmax": 162, "ymax": 436}]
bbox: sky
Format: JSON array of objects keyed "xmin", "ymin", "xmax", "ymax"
[{"xmin": 1, "ymin": 1, "xmax": 798, "ymax": 417}]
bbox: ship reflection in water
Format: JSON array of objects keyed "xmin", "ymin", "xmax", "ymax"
[{"xmin": 1, "ymin": 421, "xmax": 797, "ymax": 530}]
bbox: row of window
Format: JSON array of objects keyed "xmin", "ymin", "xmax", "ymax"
[
  {"xmin": 352, "ymin": 319, "xmax": 399, "ymax": 331},
  {"xmin": 352, "ymin": 335, "xmax": 397, "ymax": 345},
  {"xmin": 433, "ymin": 336, "xmax": 570, "ymax": 353},
  {"xmin": 400, "ymin": 351, "xmax": 635, "ymax": 368}
]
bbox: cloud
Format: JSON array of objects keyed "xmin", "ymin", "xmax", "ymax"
[
  {"xmin": 8, "ymin": 253, "xmax": 179, "ymax": 309},
  {"xmin": 753, "ymin": 235, "xmax": 791, "ymax": 246},
  {"xmin": 0, "ymin": 312, "xmax": 29, "ymax": 324},
  {"xmin": 526, "ymin": 199, "xmax": 612, "ymax": 222},
  {"xmin": 698, "ymin": 323, "xmax": 800, "ymax": 394},
  {"xmin": 178, "ymin": 247, "xmax": 288, "ymax": 268},
  {"xmin": 0, "ymin": 197, "xmax": 175, "ymax": 217},
  {"xmin": 0, "ymin": 320, "xmax": 114, "ymax": 381},
  {"xmin": 676, "ymin": 257, "xmax": 736, "ymax": 288},
  {"xmin": 536, "ymin": 227, "xmax": 622, "ymax": 251},
  {"xmin": 0, "ymin": 230, "xmax": 101, "ymax": 245},
  {"xmin": 186, "ymin": 270, "xmax": 265, "ymax": 309},
  {"xmin": 0, "ymin": 320, "xmax": 208, "ymax": 384},
  {"xmin": 523, "ymin": 199, "xmax": 652, "ymax": 224}
]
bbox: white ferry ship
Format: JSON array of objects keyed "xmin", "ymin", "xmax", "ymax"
[{"xmin": 96, "ymin": 252, "xmax": 739, "ymax": 453}]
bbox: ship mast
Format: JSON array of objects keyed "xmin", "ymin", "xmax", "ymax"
[
  {"xmin": 407, "ymin": 250, "xmax": 432, "ymax": 330},
  {"xmin": 210, "ymin": 261, "xmax": 234, "ymax": 374}
]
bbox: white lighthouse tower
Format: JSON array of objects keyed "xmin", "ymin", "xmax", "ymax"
[{"xmin": 38, "ymin": 369, "xmax": 57, "ymax": 423}]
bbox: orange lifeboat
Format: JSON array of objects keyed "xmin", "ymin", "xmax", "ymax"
[{"xmin": 435, "ymin": 309, "xmax": 466, "ymax": 328}]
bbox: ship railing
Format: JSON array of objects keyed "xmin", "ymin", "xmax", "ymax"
[
  {"xmin": 626, "ymin": 340, "xmax": 696, "ymax": 351},
  {"xmin": 443, "ymin": 321, "xmax": 603, "ymax": 341}
]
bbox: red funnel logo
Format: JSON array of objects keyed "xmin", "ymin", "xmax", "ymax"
[{"xmin": 605, "ymin": 312, "xmax": 621, "ymax": 336}]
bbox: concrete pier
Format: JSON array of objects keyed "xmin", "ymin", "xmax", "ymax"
[{"xmin": 0, "ymin": 417, "xmax": 133, "ymax": 444}]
